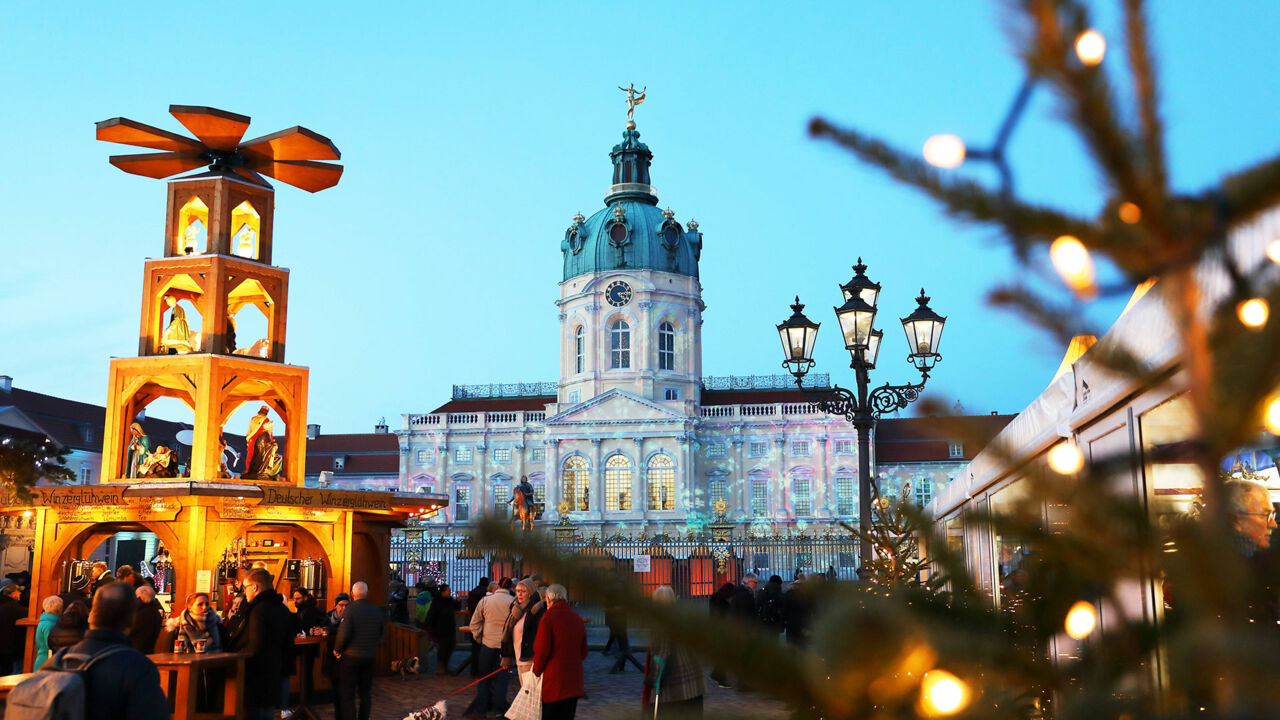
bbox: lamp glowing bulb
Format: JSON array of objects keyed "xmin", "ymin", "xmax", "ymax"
[
  {"xmin": 1238, "ymin": 298, "xmax": 1269, "ymax": 329},
  {"xmin": 923, "ymin": 134, "xmax": 966, "ymax": 169},
  {"xmin": 1265, "ymin": 394, "xmax": 1280, "ymax": 435},
  {"xmin": 1268, "ymin": 239, "xmax": 1280, "ymax": 265},
  {"xmin": 22, "ymin": 510, "xmax": 32, "ymax": 518},
  {"xmin": 920, "ymin": 669, "xmax": 970, "ymax": 716},
  {"xmin": 1075, "ymin": 29, "xmax": 1106, "ymax": 66},
  {"xmin": 1118, "ymin": 202, "xmax": 1141, "ymax": 224},
  {"xmin": 1048, "ymin": 440, "xmax": 1084, "ymax": 475},
  {"xmin": 1064, "ymin": 600, "xmax": 1098, "ymax": 639},
  {"xmin": 1050, "ymin": 235, "xmax": 1097, "ymax": 299}
]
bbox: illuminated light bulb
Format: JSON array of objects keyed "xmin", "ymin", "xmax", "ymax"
[
  {"xmin": 920, "ymin": 669, "xmax": 970, "ymax": 716},
  {"xmin": 923, "ymin": 134, "xmax": 966, "ymax": 169},
  {"xmin": 22, "ymin": 510, "xmax": 31, "ymax": 518},
  {"xmin": 1075, "ymin": 29, "xmax": 1106, "ymax": 66},
  {"xmin": 1048, "ymin": 440, "xmax": 1084, "ymax": 475},
  {"xmin": 1064, "ymin": 600, "xmax": 1098, "ymax": 639},
  {"xmin": 1264, "ymin": 394, "xmax": 1280, "ymax": 435},
  {"xmin": 1049, "ymin": 235, "xmax": 1097, "ymax": 299},
  {"xmin": 1238, "ymin": 298, "xmax": 1269, "ymax": 329},
  {"xmin": 1118, "ymin": 202, "xmax": 1141, "ymax": 224},
  {"xmin": 1267, "ymin": 239, "xmax": 1280, "ymax": 265}
]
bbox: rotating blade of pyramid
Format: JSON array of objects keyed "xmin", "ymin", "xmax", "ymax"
[
  {"xmin": 246, "ymin": 158, "xmax": 343, "ymax": 192},
  {"xmin": 109, "ymin": 152, "xmax": 206, "ymax": 179},
  {"xmin": 170, "ymin": 105, "xmax": 251, "ymax": 151},
  {"xmin": 95, "ymin": 118, "xmax": 203, "ymax": 152},
  {"xmin": 239, "ymin": 126, "xmax": 340, "ymax": 161}
]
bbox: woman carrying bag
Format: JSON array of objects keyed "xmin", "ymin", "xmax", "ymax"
[{"xmin": 501, "ymin": 579, "xmax": 546, "ymax": 720}]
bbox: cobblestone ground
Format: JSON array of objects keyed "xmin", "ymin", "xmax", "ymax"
[{"xmin": 306, "ymin": 646, "xmax": 791, "ymax": 720}]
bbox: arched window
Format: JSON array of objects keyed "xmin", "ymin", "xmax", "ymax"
[
  {"xmin": 575, "ymin": 326, "xmax": 585, "ymax": 374},
  {"xmin": 658, "ymin": 322, "xmax": 675, "ymax": 371},
  {"xmin": 563, "ymin": 456, "xmax": 590, "ymax": 511},
  {"xmin": 647, "ymin": 454, "xmax": 675, "ymax": 511},
  {"xmin": 177, "ymin": 196, "xmax": 208, "ymax": 255},
  {"xmin": 231, "ymin": 201, "xmax": 261, "ymax": 259},
  {"xmin": 605, "ymin": 454, "xmax": 633, "ymax": 511},
  {"xmin": 610, "ymin": 320, "xmax": 631, "ymax": 369}
]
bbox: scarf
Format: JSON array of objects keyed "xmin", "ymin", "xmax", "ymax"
[{"xmin": 180, "ymin": 608, "xmax": 221, "ymax": 651}]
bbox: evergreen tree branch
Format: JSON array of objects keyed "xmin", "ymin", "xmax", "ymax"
[
  {"xmin": 808, "ymin": 117, "xmax": 1098, "ymax": 247},
  {"xmin": 1122, "ymin": 0, "xmax": 1169, "ymax": 193}
]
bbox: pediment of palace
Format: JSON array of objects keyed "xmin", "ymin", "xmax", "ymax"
[{"xmin": 544, "ymin": 388, "xmax": 690, "ymax": 427}]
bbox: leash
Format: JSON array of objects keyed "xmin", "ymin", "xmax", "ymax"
[{"xmin": 445, "ymin": 666, "xmax": 508, "ymax": 698}]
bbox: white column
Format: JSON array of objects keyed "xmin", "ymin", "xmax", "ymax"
[
  {"xmin": 475, "ymin": 440, "xmax": 489, "ymax": 516},
  {"xmin": 590, "ymin": 438, "xmax": 603, "ymax": 522},
  {"xmin": 731, "ymin": 437, "xmax": 745, "ymax": 517},
  {"xmin": 773, "ymin": 436, "xmax": 787, "ymax": 521},
  {"xmin": 546, "ymin": 439, "xmax": 561, "ymax": 521},
  {"xmin": 635, "ymin": 437, "xmax": 647, "ymax": 520},
  {"xmin": 677, "ymin": 433, "xmax": 691, "ymax": 514},
  {"xmin": 815, "ymin": 434, "xmax": 829, "ymax": 519}
]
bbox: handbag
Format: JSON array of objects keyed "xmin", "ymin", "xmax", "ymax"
[{"xmin": 505, "ymin": 670, "xmax": 543, "ymax": 720}]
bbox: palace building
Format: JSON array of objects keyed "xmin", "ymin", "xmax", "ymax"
[{"xmin": 391, "ymin": 109, "xmax": 1013, "ymax": 533}]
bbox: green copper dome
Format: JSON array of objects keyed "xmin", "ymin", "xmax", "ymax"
[{"xmin": 561, "ymin": 127, "xmax": 702, "ymax": 281}]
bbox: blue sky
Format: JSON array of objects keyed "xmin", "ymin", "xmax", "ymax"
[{"xmin": 3, "ymin": 3, "xmax": 1278, "ymax": 433}]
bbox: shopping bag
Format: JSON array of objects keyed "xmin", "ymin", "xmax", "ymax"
[{"xmin": 505, "ymin": 671, "xmax": 543, "ymax": 720}]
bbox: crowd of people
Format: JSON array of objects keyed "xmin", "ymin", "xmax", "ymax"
[
  {"xmin": 2, "ymin": 560, "xmax": 393, "ymax": 720},
  {"xmin": 0, "ymin": 554, "xmax": 831, "ymax": 720}
]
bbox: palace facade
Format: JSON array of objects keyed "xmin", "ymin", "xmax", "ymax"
[{"xmin": 391, "ymin": 116, "xmax": 1012, "ymax": 533}]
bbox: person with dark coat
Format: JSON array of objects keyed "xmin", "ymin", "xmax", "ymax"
[
  {"xmin": 321, "ymin": 592, "xmax": 351, "ymax": 720},
  {"xmin": 756, "ymin": 574, "xmax": 786, "ymax": 633},
  {"xmin": 707, "ymin": 582, "xmax": 734, "ymax": 688},
  {"xmin": 425, "ymin": 584, "xmax": 459, "ymax": 675},
  {"xmin": 729, "ymin": 574, "xmax": 760, "ymax": 626},
  {"xmin": 291, "ymin": 588, "xmax": 326, "ymax": 633},
  {"xmin": 48, "ymin": 599, "xmax": 90, "ymax": 653},
  {"xmin": 88, "ymin": 562, "xmax": 115, "ymax": 600},
  {"xmin": 532, "ymin": 584, "xmax": 588, "ymax": 720},
  {"xmin": 463, "ymin": 577, "xmax": 490, "ymax": 677},
  {"xmin": 388, "ymin": 577, "xmax": 410, "ymax": 625},
  {"xmin": 128, "ymin": 585, "xmax": 164, "ymax": 654},
  {"xmin": 230, "ymin": 568, "xmax": 295, "ymax": 720},
  {"xmin": 53, "ymin": 581, "xmax": 168, "ymax": 720},
  {"xmin": 783, "ymin": 575, "xmax": 821, "ymax": 646},
  {"xmin": 335, "ymin": 581, "xmax": 388, "ymax": 720},
  {"xmin": 0, "ymin": 583, "xmax": 27, "ymax": 673},
  {"xmin": 601, "ymin": 599, "xmax": 642, "ymax": 674}
]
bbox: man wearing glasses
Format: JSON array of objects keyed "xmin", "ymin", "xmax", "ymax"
[
  {"xmin": 1225, "ymin": 479, "xmax": 1279, "ymax": 556},
  {"xmin": 323, "ymin": 593, "xmax": 351, "ymax": 719}
]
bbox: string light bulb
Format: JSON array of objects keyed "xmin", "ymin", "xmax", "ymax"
[
  {"xmin": 1238, "ymin": 298, "xmax": 1270, "ymax": 329},
  {"xmin": 923, "ymin": 134, "xmax": 966, "ymax": 169},
  {"xmin": 1049, "ymin": 235, "xmax": 1098, "ymax": 299},
  {"xmin": 1264, "ymin": 394, "xmax": 1280, "ymax": 435},
  {"xmin": 1048, "ymin": 439, "xmax": 1084, "ymax": 475},
  {"xmin": 1267, "ymin": 239, "xmax": 1280, "ymax": 265},
  {"xmin": 1075, "ymin": 29, "xmax": 1106, "ymax": 66},
  {"xmin": 920, "ymin": 669, "xmax": 970, "ymax": 716},
  {"xmin": 1064, "ymin": 601, "xmax": 1098, "ymax": 639},
  {"xmin": 1118, "ymin": 202, "xmax": 1141, "ymax": 224}
]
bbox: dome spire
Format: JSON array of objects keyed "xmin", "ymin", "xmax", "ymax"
[{"xmin": 606, "ymin": 83, "xmax": 657, "ymax": 205}]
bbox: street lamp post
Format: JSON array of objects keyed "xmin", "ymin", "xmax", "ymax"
[{"xmin": 777, "ymin": 259, "xmax": 946, "ymax": 568}]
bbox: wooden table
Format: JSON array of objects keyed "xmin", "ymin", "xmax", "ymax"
[
  {"xmin": 0, "ymin": 673, "xmax": 32, "ymax": 704},
  {"xmin": 150, "ymin": 651, "xmax": 250, "ymax": 720},
  {"xmin": 291, "ymin": 636, "xmax": 327, "ymax": 720}
]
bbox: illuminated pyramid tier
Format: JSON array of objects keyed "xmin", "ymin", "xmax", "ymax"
[{"xmin": 95, "ymin": 105, "xmax": 342, "ymax": 485}]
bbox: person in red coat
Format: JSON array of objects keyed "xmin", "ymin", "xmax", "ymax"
[{"xmin": 532, "ymin": 584, "xmax": 588, "ymax": 720}]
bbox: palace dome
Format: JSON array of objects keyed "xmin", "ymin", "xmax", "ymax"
[{"xmin": 561, "ymin": 126, "xmax": 702, "ymax": 281}]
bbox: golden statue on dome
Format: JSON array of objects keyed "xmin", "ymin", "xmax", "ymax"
[{"xmin": 618, "ymin": 83, "xmax": 646, "ymax": 128}]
